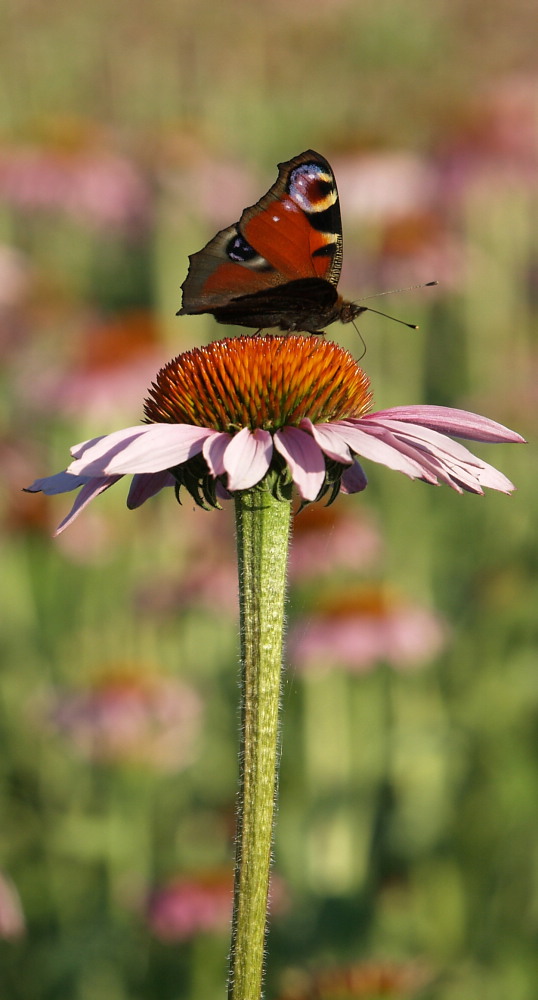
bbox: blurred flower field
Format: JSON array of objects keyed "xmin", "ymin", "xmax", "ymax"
[{"xmin": 1, "ymin": 1, "xmax": 537, "ymax": 998}]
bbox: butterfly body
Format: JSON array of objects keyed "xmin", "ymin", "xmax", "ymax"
[
  {"xmin": 178, "ymin": 150, "xmax": 366, "ymax": 334},
  {"xmin": 206, "ymin": 277, "xmax": 366, "ymax": 333}
]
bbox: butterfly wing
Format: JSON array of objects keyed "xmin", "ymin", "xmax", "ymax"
[
  {"xmin": 179, "ymin": 150, "xmax": 343, "ymax": 315},
  {"xmin": 209, "ymin": 277, "xmax": 340, "ymax": 332}
]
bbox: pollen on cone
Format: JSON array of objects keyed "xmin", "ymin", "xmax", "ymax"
[{"xmin": 144, "ymin": 335, "xmax": 373, "ymax": 431}]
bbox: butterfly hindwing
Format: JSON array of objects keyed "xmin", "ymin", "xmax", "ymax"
[
  {"xmin": 179, "ymin": 150, "xmax": 343, "ymax": 319},
  {"xmin": 209, "ymin": 277, "xmax": 340, "ymax": 332}
]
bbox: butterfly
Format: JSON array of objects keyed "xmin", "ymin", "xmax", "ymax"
[{"xmin": 177, "ymin": 149, "xmax": 369, "ymax": 335}]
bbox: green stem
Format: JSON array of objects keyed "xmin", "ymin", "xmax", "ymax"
[{"xmin": 228, "ymin": 487, "xmax": 292, "ymax": 1000}]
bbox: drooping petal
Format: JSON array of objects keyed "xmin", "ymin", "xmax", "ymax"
[
  {"xmin": 274, "ymin": 427, "xmax": 326, "ymax": 501},
  {"xmin": 300, "ymin": 418, "xmax": 353, "ymax": 463},
  {"xmin": 367, "ymin": 406, "xmax": 526, "ymax": 444},
  {"xmin": 419, "ymin": 451, "xmax": 515, "ymax": 495},
  {"xmin": 361, "ymin": 417, "xmax": 500, "ymax": 464},
  {"xmin": 467, "ymin": 463, "xmax": 515, "ymax": 493},
  {"xmin": 25, "ymin": 470, "xmax": 90, "ymax": 495},
  {"xmin": 224, "ymin": 427, "xmax": 273, "ymax": 491},
  {"xmin": 362, "ymin": 425, "xmax": 462, "ymax": 491},
  {"xmin": 127, "ymin": 471, "xmax": 176, "ymax": 509},
  {"xmin": 54, "ymin": 476, "xmax": 122, "ymax": 536},
  {"xmin": 328, "ymin": 421, "xmax": 436, "ymax": 482},
  {"xmin": 340, "ymin": 461, "xmax": 368, "ymax": 494},
  {"xmin": 69, "ymin": 424, "xmax": 214, "ymax": 476},
  {"xmin": 203, "ymin": 431, "xmax": 233, "ymax": 477},
  {"xmin": 354, "ymin": 417, "xmax": 517, "ymax": 494}
]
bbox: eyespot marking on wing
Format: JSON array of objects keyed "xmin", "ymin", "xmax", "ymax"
[
  {"xmin": 226, "ymin": 232, "xmax": 274, "ymax": 272},
  {"xmin": 287, "ymin": 163, "xmax": 337, "ymax": 214}
]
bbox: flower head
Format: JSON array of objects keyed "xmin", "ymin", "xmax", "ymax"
[{"xmin": 25, "ymin": 335, "xmax": 524, "ymax": 534}]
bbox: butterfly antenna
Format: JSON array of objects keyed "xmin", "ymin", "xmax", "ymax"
[
  {"xmin": 359, "ymin": 280, "xmax": 438, "ymax": 330},
  {"xmin": 351, "ymin": 321, "xmax": 367, "ymax": 359},
  {"xmin": 360, "ymin": 280, "xmax": 438, "ymax": 302},
  {"xmin": 362, "ymin": 306, "xmax": 419, "ymax": 330}
]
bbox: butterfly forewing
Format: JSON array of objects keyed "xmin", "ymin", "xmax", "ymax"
[
  {"xmin": 239, "ymin": 151, "xmax": 343, "ymax": 284},
  {"xmin": 180, "ymin": 224, "xmax": 277, "ymax": 310},
  {"xmin": 179, "ymin": 150, "xmax": 344, "ymax": 318}
]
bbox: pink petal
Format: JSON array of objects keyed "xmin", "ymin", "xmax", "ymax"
[
  {"xmin": 424, "ymin": 452, "xmax": 515, "ymax": 494},
  {"xmin": 340, "ymin": 461, "xmax": 368, "ymax": 494},
  {"xmin": 368, "ymin": 406, "xmax": 525, "ymax": 444},
  {"xmin": 367, "ymin": 427, "xmax": 458, "ymax": 490},
  {"xmin": 274, "ymin": 427, "xmax": 326, "ymax": 501},
  {"xmin": 203, "ymin": 431, "xmax": 232, "ymax": 477},
  {"xmin": 362, "ymin": 417, "xmax": 494, "ymax": 465},
  {"xmin": 300, "ymin": 418, "xmax": 353, "ymax": 463},
  {"xmin": 224, "ymin": 428, "xmax": 273, "ymax": 491},
  {"xmin": 359, "ymin": 418, "xmax": 516, "ymax": 494},
  {"xmin": 329, "ymin": 422, "xmax": 432, "ymax": 480},
  {"xmin": 344, "ymin": 419, "xmax": 470, "ymax": 491},
  {"xmin": 25, "ymin": 471, "xmax": 89, "ymax": 495},
  {"xmin": 472, "ymin": 464, "xmax": 515, "ymax": 493},
  {"xmin": 54, "ymin": 476, "xmax": 121, "ymax": 536},
  {"xmin": 69, "ymin": 424, "xmax": 214, "ymax": 476},
  {"xmin": 127, "ymin": 471, "xmax": 175, "ymax": 509}
]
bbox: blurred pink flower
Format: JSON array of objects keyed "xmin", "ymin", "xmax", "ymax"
[
  {"xmin": 290, "ymin": 503, "xmax": 383, "ymax": 580},
  {"xmin": 0, "ymin": 872, "xmax": 25, "ymax": 940},
  {"xmin": 333, "ymin": 150, "xmax": 436, "ymax": 223},
  {"xmin": 373, "ymin": 209, "xmax": 466, "ymax": 292},
  {"xmin": 0, "ymin": 138, "xmax": 152, "ymax": 234},
  {"xmin": 134, "ymin": 504, "xmax": 239, "ymax": 617},
  {"xmin": 434, "ymin": 75, "xmax": 538, "ymax": 201},
  {"xmin": 25, "ymin": 310, "xmax": 168, "ymax": 422},
  {"xmin": 289, "ymin": 586, "xmax": 447, "ymax": 673},
  {"xmin": 147, "ymin": 869, "xmax": 287, "ymax": 942},
  {"xmin": 137, "ymin": 557, "xmax": 239, "ymax": 618},
  {"xmin": 147, "ymin": 870, "xmax": 232, "ymax": 941},
  {"xmin": 46, "ymin": 667, "xmax": 203, "ymax": 771}
]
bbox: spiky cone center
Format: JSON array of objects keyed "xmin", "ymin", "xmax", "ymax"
[{"xmin": 144, "ymin": 335, "xmax": 372, "ymax": 431}]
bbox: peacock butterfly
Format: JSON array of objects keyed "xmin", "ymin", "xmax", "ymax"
[{"xmin": 177, "ymin": 150, "xmax": 368, "ymax": 335}]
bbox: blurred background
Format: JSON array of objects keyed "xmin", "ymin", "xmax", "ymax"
[{"xmin": 1, "ymin": 1, "xmax": 537, "ymax": 997}]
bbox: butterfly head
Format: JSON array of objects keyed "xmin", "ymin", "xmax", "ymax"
[{"xmin": 337, "ymin": 300, "xmax": 369, "ymax": 325}]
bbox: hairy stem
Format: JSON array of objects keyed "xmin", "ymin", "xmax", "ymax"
[{"xmin": 228, "ymin": 487, "xmax": 292, "ymax": 1000}]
